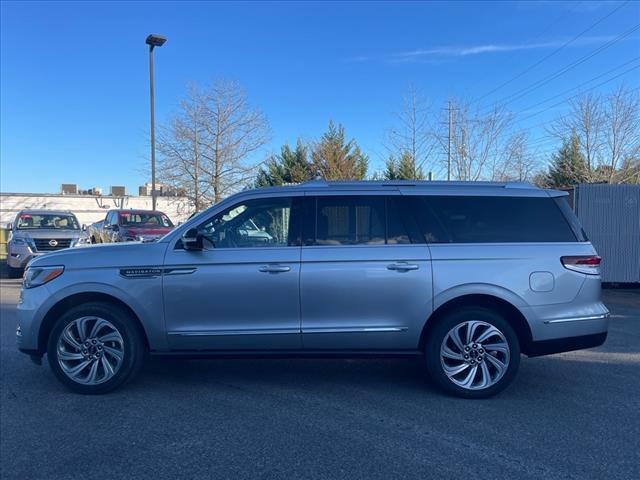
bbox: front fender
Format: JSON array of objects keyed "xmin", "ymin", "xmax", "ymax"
[{"xmin": 31, "ymin": 280, "xmax": 165, "ymax": 352}]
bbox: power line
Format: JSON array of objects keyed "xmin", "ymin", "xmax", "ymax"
[
  {"xmin": 513, "ymin": 67, "xmax": 640, "ymax": 124},
  {"xmin": 513, "ymin": 57, "xmax": 640, "ymax": 116},
  {"xmin": 472, "ymin": 0, "xmax": 631, "ymax": 105},
  {"xmin": 480, "ymin": 23, "xmax": 640, "ymax": 112}
]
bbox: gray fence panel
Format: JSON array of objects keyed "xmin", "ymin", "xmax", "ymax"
[{"xmin": 575, "ymin": 184, "xmax": 640, "ymax": 283}]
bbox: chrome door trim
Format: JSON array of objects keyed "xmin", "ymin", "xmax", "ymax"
[
  {"xmin": 302, "ymin": 326, "xmax": 408, "ymax": 334},
  {"xmin": 168, "ymin": 328, "xmax": 301, "ymax": 337}
]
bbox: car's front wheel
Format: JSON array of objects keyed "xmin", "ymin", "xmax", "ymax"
[
  {"xmin": 47, "ymin": 302, "xmax": 144, "ymax": 394},
  {"xmin": 425, "ymin": 307, "xmax": 520, "ymax": 398}
]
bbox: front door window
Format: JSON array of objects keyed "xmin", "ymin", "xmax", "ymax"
[{"xmin": 198, "ymin": 198, "xmax": 292, "ymax": 249}]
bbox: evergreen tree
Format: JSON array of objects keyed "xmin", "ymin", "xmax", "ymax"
[
  {"xmin": 255, "ymin": 140, "xmax": 313, "ymax": 187},
  {"xmin": 544, "ymin": 133, "xmax": 589, "ymax": 188},
  {"xmin": 311, "ymin": 121, "xmax": 368, "ymax": 180},
  {"xmin": 383, "ymin": 151, "xmax": 426, "ymax": 180}
]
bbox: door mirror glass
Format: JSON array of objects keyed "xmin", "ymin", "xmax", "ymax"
[
  {"xmin": 6, "ymin": 223, "xmax": 13, "ymax": 230},
  {"xmin": 182, "ymin": 228, "xmax": 203, "ymax": 251}
]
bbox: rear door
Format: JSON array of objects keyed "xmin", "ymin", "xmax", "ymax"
[{"xmin": 300, "ymin": 193, "xmax": 433, "ymax": 350}]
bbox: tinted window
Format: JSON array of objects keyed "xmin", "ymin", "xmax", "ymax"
[
  {"xmin": 413, "ymin": 196, "xmax": 577, "ymax": 243},
  {"xmin": 315, "ymin": 196, "xmax": 385, "ymax": 245},
  {"xmin": 198, "ymin": 197, "xmax": 294, "ymax": 249},
  {"xmin": 554, "ymin": 197, "xmax": 587, "ymax": 241},
  {"xmin": 392, "ymin": 197, "xmax": 445, "ymax": 243},
  {"xmin": 387, "ymin": 197, "xmax": 425, "ymax": 244}
]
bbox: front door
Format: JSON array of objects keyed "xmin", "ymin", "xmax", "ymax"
[
  {"xmin": 300, "ymin": 194, "xmax": 433, "ymax": 350},
  {"xmin": 163, "ymin": 195, "xmax": 303, "ymax": 350}
]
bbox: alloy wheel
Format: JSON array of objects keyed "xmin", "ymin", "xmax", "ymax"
[
  {"xmin": 440, "ymin": 320, "xmax": 510, "ymax": 390},
  {"xmin": 56, "ymin": 316, "xmax": 124, "ymax": 385}
]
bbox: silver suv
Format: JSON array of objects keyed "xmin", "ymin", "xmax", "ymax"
[
  {"xmin": 6, "ymin": 209, "xmax": 90, "ymax": 278},
  {"xmin": 16, "ymin": 181, "xmax": 609, "ymax": 398}
]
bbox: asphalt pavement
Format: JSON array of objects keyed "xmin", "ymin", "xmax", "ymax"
[{"xmin": 1, "ymin": 272, "xmax": 639, "ymax": 480}]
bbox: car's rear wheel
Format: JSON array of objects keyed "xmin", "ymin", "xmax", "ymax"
[
  {"xmin": 47, "ymin": 302, "xmax": 144, "ymax": 394},
  {"xmin": 425, "ymin": 307, "xmax": 520, "ymax": 398}
]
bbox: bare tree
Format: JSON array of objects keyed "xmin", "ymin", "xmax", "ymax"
[
  {"xmin": 549, "ymin": 86, "xmax": 639, "ymax": 184},
  {"xmin": 444, "ymin": 100, "xmax": 513, "ymax": 181},
  {"xmin": 385, "ymin": 85, "xmax": 439, "ymax": 178},
  {"xmin": 602, "ymin": 86, "xmax": 640, "ymax": 184},
  {"xmin": 549, "ymin": 92, "xmax": 605, "ymax": 181},
  {"xmin": 497, "ymin": 132, "xmax": 539, "ymax": 182},
  {"xmin": 157, "ymin": 80, "xmax": 270, "ymax": 212}
]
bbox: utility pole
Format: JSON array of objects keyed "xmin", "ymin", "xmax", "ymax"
[
  {"xmin": 194, "ymin": 124, "xmax": 199, "ymax": 213},
  {"xmin": 447, "ymin": 100, "xmax": 452, "ymax": 181},
  {"xmin": 145, "ymin": 34, "xmax": 167, "ymax": 211}
]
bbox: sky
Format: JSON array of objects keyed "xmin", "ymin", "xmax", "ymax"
[{"xmin": 1, "ymin": 0, "xmax": 639, "ymax": 193}]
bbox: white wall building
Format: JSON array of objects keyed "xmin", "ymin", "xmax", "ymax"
[{"xmin": 0, "ymin": 192, "xmax": 193, "ymax": 226}]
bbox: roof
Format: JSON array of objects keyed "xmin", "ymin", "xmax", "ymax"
[
  {"xmin": 112, "ymin": 209, "xmax": 165, "ymax": 214},
  {"xmin": 17, "ymin": 209, "xmax": 75, "ymax": 215}
]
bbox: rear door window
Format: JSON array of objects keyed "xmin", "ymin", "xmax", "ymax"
[
  {"xmin": 411, "ymin": 195, "xmax": 578, "ymax": 243},
  {"xmin": 307, "ymin": 196, "xmax": 427, "ymax": 246},
  {"xmin": 315, "ymin": 196, "xmax": 385, "ymax": 245}
]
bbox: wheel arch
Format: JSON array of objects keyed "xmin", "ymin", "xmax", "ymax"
[
  {"xmin": 419, "ymin": 293, "xmax": 534, "ymax": 355},
  {"xmin": 38, "ymin": 292, "xmax": 150, "ymax": 354}
]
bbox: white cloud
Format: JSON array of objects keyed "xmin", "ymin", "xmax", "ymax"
[{"xmin": 393, "ymin": 35, "xmax": 615, "ymax": 60}]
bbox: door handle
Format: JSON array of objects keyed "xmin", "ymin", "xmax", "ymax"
[
  {"xmin": 387, "ymin": 262, "xmax": 419, "ymax": 272},
  {"xmin": 258, "ymin": 264, "xmax": 291, "ymax": 273}
]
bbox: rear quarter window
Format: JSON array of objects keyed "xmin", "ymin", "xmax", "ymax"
[{"xmin": 413, "ymin": 195, "xmax": 578, "ymax": 243}]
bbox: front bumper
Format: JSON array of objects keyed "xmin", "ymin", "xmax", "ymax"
[
  {"xmin": 7, "ymin": 244, "xmax": 42, "ymax": 269},
  {"xmin": 15, "ymin": 283, "xmax": 52, "ymax": 353}
]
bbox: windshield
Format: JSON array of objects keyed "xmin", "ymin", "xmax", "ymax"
[
  {"xmin": 16, "ymin": 213, "xmax": 80, "ymax": 230},
  {"xmin": 119, "ymin": 212, "xmax": 174, "ymax": 228}
]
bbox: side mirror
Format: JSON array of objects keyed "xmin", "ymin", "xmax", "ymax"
[
  {"xmin": 182, "ymin": 228, "xmax": 203, "ymax": 251},
  {"xmin": 82, "ymin": 224, "xmax": 87, "ymax": 231},
  {"xmin": 6, "ymin": 223, "xmax": 13, "ymax": 230}
]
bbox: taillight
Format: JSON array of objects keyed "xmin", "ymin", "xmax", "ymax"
[{"xmin": 561, "ymin": 255, "xmax": 601, "ymax": 275}]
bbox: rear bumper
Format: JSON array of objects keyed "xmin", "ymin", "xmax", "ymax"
[
  {"xmin": 526, "ymin": 331, "xmax": 607, "ymax": 357},
  {"xmin": 523, "ymin": 302, "xmax": 610, "ymax": 342}
]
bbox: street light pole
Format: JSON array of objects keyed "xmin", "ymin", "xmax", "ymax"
[{"xmin": 145, "ymin": 34, "xmax": 167, "ymax": 211}]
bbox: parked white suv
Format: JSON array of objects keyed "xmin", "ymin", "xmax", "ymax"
[{"xmin": 7, "ymin": 209, "xmax": 89, "ymax": 277}]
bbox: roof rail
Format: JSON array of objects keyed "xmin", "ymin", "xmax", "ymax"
[{"xmin": 301, "ymin": 179, "xmax": 538, "ymax": 189}]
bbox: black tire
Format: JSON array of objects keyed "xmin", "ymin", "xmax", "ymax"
[
  {"xmin": 425, "ymin": 306, "xmax": 520, "ymax": 399},
  {"xmin": 47, "ymin": 302, "xmax": 145, "ymax": 394},
  {"xmin": 7, "ymin": 265, "xmax": 23, "ymax": 279}
]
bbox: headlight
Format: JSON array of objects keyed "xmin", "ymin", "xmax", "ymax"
[
  {"xmin": 74, "ymin": 236, "xmax": 91, "ymax": 245},
  {"xmin": 23, "ymin": 266, "xmax": 64, "ymax": 289},
  {"xmin": 11, "ymin": 237, "xmax": 26, "ymax": 245}
]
